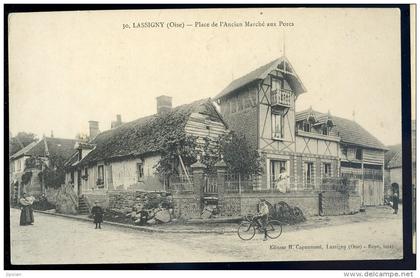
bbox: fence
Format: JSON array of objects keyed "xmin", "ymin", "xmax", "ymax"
[
  {"xmin": 168, "ymin": 175, "xmax": 194, "ymax": 193},
  {"xmin": 167, "ymin": 172, "xmax": 358, "ymax": 195},
  {"xmin": 224, "ymin": 174, "xmax": 259, "ymax": 193},
  {"xmin": 204, "ymin": 174, "xmax": 218, "ymax": 194}
]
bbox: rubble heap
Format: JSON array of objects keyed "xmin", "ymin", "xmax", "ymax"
[{"xmin": 105, "ymin": 191, "xmax": 174, "ymax": 225}]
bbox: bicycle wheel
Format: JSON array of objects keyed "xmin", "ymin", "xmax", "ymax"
[
  {"xmin": 237, "ymin": 221, "xmax": 256, "ymax": 240},
  {"xmin": 266, "ymin": 220, "xmax": 282, "ymax": 239}
]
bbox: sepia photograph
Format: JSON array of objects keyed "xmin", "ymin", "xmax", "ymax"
[{"xmin": 4, "ymin": 5, "xmax": 415, "ymax": 269}]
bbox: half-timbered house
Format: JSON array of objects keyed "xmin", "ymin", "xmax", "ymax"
[{"xmin": 215, "ymin": 56, "xmax": 387, "ymax": 206}]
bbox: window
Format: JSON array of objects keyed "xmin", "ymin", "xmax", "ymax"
[
  {"xmin": 298, "ymin": 121, "xmax": 310, "ymax": 132},
  {"xmin": 272, "ymin": 110, "xmax": 285, "ymax": 139},
  {"xmin": 356, "ymin": 148, "xmax": 363, "ymax": 160},
  {"xmin": 97, "ymin": 165, "xmax": 104, "ymax": 186},
  {"xmin": 70, "ymin": 171, "xmax": 74, "ymax": 184},
  {"xmin": 82, "ymin": 167, "xmax": 88, "ymax": 181},
  {"xmin": 271, "ymin": 77, "xmax": 283, "ymax": 91},
  {"xmin": 342, "ymin": 147, "xmax": 348, "ymax": 156},
  {"xmin": 323, "ymin": 163, "xmax": 332, "ymax": 177},
  {"xmin": 322, "ymin": 125, "xmax": 329, "ymax": 135},
  {"xmin": 137, "ymin": 163, "xmax": 144, "ymax": 181},
  {"xmin": 304, "ymin": 162, "xmax": 314, "ymax": 188}
]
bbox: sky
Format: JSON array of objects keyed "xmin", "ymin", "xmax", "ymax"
[{"xmin": 9, "ymin": 8, "xmax": 403, "ymax": 145}]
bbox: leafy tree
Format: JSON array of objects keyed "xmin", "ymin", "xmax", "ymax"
[
  {"xmin": 154, "ymin": 133, "xmax": 199, "ymax": 178},
  {"xmin": 219, "ymin": 132, "xmax": 263, "ymax": 177},
  {"xmin": 200, "ymin": 136, "xmax": 221, "ymax": 174},
  {"xmin": 38, "ymin": 155, "xmax": 67, "ymax": 189},
  {"xmin": 9, "ymin": 132, "xmax": 38, "ymax": 156}
]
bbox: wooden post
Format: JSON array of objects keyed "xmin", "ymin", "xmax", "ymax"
[{"xmin": 361, "ymin": 161, "xmax": 365, "ymax": 206}]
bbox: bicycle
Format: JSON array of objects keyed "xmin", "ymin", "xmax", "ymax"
[{"xmin": 237, "ymin": 214, "xmax": 283, "ymax": 240}]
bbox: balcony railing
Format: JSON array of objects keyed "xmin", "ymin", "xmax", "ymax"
[{"xmin": 271, "ymin": 89, "xmax": 292, "ymax": 107}]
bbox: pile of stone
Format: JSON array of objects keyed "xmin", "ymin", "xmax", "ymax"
[
  {"xmin": 55, "ymin": 184, "xmax": 78, "ymax": 214},
  {"xmin": 105, "ymin": 191, "xmax": 174, "ymax": 225}
]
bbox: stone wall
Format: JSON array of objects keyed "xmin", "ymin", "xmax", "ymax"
[
  {"xmin": 219, "ymin": 195, "xmax": 241, "ymax": 217},
  {"xmin": 172, "ymin": 193, "xmax": 201, "ymax": 220},
  {"xmin": 320, "ymin": 191, "xmax": 361, "ymax": 216},
  {"xmin": 220, "ymin": 192, "xmax": 320, "ymax": 217}
]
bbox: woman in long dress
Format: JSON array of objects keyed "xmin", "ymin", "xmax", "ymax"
[
  {"xmin": 19, "ymin": 193, "xmax": 35, "ymax": 226},
  {"xmin": 275, "ymin": 168, "xmax": 289, "ymax": 193}
]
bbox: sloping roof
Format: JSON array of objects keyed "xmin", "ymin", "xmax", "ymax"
[
  {"xmin": 10, "ymin": 141, "xmax": 39, "ymax": 160},
  {"xmin": 385, "ymin": 144, "xmax": 402, "ymax": 169},
  {"xmin": 296, "ymin": 109, "xmax": 387, "ymax": 150},
  {"xmin": 75, "ymin": 98, "xmax": 223, "ymax": 165},
  {"xmin": 214, "ymin": 56, "xmax": 306, "ymax": 100},
  {"xmin": 10, "ymin": 137, "xmax": 77, "ymax": 160}
]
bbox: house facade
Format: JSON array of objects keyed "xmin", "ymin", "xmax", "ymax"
[
  {"xmin": 215, "ymin": 56, "xmax": 387, "ymax": 206},
  {"xmin": 64, "ymin": 97, "xmax": 229, "ymax": 198},
  {"xmin": 9, "ymin": 136, "xmax": 77, "ymax": 203}
]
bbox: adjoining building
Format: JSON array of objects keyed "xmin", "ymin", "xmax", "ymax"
[
  {"xmin": 64, "ymin": 97, "xmax": 228, "ymax": 199},
  {"xmin": 9, "ymin": 136, "xmax": 77, "ymax": 203}
]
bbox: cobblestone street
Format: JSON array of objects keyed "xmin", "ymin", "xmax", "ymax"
[{"xmin": 10, "ymin": 207, "xmax": 403, "ymax": 265}]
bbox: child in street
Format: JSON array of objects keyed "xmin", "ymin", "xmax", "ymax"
[{"xmin": 91, "ymin": 201, "xmax": 104, "ymax": 229}]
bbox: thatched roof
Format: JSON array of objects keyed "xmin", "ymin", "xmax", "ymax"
[
  {"xmin": 73, "ymin": 98, "xmax": 223, "ymax": 166},
  {"xmin": 296, "ymin": 109, "xmax": 387, "ymax": 150},
  {"xmin": 214, "ymin": 56, "xmax": 306, "ymax": 100}
]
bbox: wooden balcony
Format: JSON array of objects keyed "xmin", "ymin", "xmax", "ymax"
[{"xmin": 271, "ymin": 89, "xmax": 292, "ymax": 108}]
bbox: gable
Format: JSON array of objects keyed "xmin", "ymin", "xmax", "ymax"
[{"xmin": 214, "ymin": 56, "xmax": 306, "ymax": 101}]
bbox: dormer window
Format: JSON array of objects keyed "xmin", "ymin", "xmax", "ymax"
[
  {"xmin": 303, "ymin": 122, "xmax": 311, "ymax": 132},
  {"xmin": 298, "ymin": 121, "xmax": 311, "ymax": 132},
  {"xmin": 322, "ymin": 125, "xmax": 330, "ymax": 135}
]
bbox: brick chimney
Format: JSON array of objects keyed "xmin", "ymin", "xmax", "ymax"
[
  {"xmin": 111, "ymin": 114, "xmax": 123, "ymax": 129},
  {"xmin": 156, "ymin": 95, "xmax": 172, "ymax": 115},
  {"xmin": 88, "ymin": 120, "xmax": 99, "ymax": 139}
]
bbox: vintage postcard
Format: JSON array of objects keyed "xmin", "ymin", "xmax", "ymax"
[{"xmin": 6, "ymin": 6, "xmax": 414, "ymax": 267}]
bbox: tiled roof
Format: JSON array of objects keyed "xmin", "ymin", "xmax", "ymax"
[
  {"xmin": 74, "ymin": 98, "xmax": 223, "ymax": 165},
  {"xmin": 10, "ymin": 141, "xmax": 39, "ymax": 160},
  {"xmin": 214, "ymin": 56, "xmax": 306, "ymax": 100},
  {"xmin": 10, "ymin": 137, "xmax": 77, "ymax": 160},
  {"xmin": 296, "ymin": 109, "xmax": 387, "ymax": 150}
]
